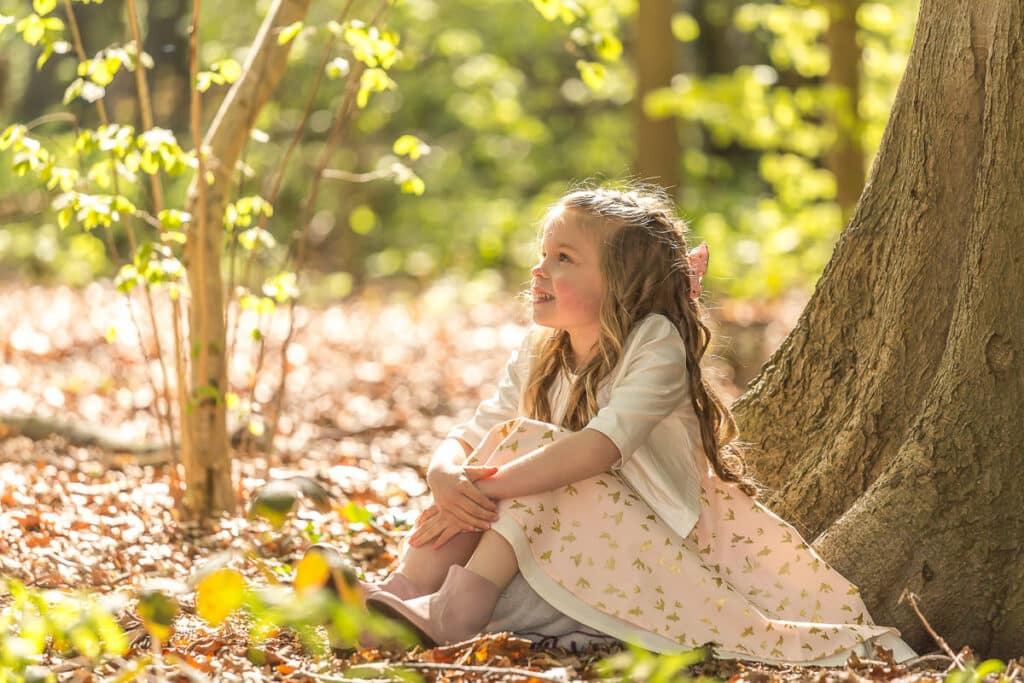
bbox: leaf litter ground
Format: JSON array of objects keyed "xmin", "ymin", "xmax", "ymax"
[{"xmin": 0, "ymin": 281, "xmax": 970, "ymax": 682}]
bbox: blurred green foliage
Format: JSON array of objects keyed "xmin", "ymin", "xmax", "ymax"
[{"xmin": 0, "ymin": 0, "xmax": 918, "ymax": 301}]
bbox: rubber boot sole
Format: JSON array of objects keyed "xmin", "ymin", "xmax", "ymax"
[{"xmin": 365, "ymin": 596, "xmax": 438, "ymax": 649}]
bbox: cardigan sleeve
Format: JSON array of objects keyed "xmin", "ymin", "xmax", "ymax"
[
  {"xmin": 584, "ymin": 314, "xmax": 689, "ymax": 470},
  {"xmin": 445, "ymin": 330, "xmax": 531, "ymax": 450}
]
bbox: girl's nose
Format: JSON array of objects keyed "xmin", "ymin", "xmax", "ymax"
[{"xmin": 531, "ymin": 262, "xmax": 547, "ymax": 278}]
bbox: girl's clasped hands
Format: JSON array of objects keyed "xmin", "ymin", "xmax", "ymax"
[{"xmin": 409, "ymin": 464, "xmax": 500, "ymax": 549}]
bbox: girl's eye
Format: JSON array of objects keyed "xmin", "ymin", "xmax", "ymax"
[{"xmin": 539, "ymin": 251, "xmax": 571, "ymax": 263}]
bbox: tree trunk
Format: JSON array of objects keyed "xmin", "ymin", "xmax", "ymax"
[
  {"xmin": 824, "ymin": 0, "xmax": 865, "ymax": 221},
  {"xmin": 732, "ymin": 0, "xmax": 1023, "ymax": 658},
  {"xmin": 142, "ymin": 0, "xmax": 191, "ymax": 132},
  {"xmin": 633, "ymin": 0, "xmax": 680, "ymax": 195},
  {"xmin": 181, "ymin": 0, "xmax": 310, "ymax": 519}
]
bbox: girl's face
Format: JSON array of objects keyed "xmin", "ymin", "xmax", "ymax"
[{"xmin": 531, "ymin": 208, "xmax": 606, "ymax": 360}]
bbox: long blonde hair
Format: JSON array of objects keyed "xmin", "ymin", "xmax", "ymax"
[{"xmin": 520, "ymin": 182, "xmax": 760, "ymax": 497}]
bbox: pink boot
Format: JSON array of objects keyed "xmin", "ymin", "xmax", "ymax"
[
  {"xmin": 366, "ymin": 565, "xmax": 502, "ymax": 648},
  {"xmin": 362, "ymin": 571, "xmax": 420, "ymax": 602}
]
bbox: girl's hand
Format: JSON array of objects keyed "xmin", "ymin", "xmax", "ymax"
[
  {"xmin": 425, "ymin": 465, "xmax": 500, "ymax": 530},
  {"xmin": 409, "ymin": 504, "xmax": 476, "ymax": 549}
]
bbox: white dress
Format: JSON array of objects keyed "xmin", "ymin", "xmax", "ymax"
[{"xmin": 404, "ymin": 315, "xmax": 916, "ymax": 663}]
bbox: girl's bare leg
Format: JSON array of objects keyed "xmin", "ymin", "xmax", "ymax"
[
  {"xmin": 393, "ymin": 530, "xmax": 483, "ymax": 593},
  {"xmin": 464, "ymin": 529, "xmax": 519, "ymax": 589}
]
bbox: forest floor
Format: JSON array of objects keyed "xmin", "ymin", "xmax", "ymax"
[{"xmin": 0, "ymin": 281, "xmax": 977, "ymax": 682}]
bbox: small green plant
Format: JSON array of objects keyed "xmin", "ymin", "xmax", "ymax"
[
  {"xmin": 944, "ymin": 657, "xmax": 1009, "ymax": 683},
  {"xmin": 0, "ymin": 579, "xmax": 128, "ymax": 681},
  {"xmin": 597, "ymin": 641, "xmax": 715, "ymax": 683}
]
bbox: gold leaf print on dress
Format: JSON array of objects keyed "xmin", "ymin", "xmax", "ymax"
[
  {"xmin": 605, "ymin": 557, "xmax": 616, "ymax": 570},
  {"xmin": 564, "ymin": 483, "xmax": 578, "ymax": 495},
  {"xmin": 779, "ymin": 562, "xmax": 791, "ymax": 575},
  {"xmin": 757, "ymin": 546, "xmax": 772, "ymax": 557},
  {"xmin": 570, "ymin": 552, "xmax": 582, "ymax": 566},
  {"xmin": 741, "ymin": 626, "xmax": 755, "ymax": 637},
  {"xmin": 540, "ymin": 550, "xmax": 552, "ymax": 561},
  {"xmin": 577, "ymin": 577, "xmax": 591, "ymax": 589}
]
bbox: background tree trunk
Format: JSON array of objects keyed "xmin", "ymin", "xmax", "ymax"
[
  {"xmin": 181, "ymin": 0, "xmax": 310, "ymax": 520},
  {"xmin": 824, "ymin": 0, "xmax": 865, "ymax": 221},
  {"xmin": 143, "ymin": 0, "xmax": 191, "ymax": 132},
  {"xmin": 633, "ymin": 0, "xmax": 680, "ymax": 195},
  {"xmin": 732, "ymin": 0, "xmax": 1023, "ymax": 658}
]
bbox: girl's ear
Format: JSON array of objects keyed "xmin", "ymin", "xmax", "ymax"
[
  {"xmin": 687, "ymin": 242, "xmax": 709, "ymax": 300},
  {"xmin": 687, "ymin": 241, "xmax": 709, "ymax": 276}
]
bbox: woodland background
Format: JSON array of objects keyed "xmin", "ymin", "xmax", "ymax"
[{"xmin": 5, "ymin": 0, "xmax": 1008, "ymax": 681}]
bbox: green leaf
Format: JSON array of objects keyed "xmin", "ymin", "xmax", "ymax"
[
  {"xmin": 212, "ymin": 58, "xmax": 241, "ymax": 83},
  {"xmin": 136, "ymin": 587, "xmax": 181, "ymax": 643},
  {"xmin": 594, "ymin": 32, "xmax": 622, "ymax": 61},
  {"xmin": 158, "ymin": 208, "xmax": 190, "ymax": 230},
  {"xmin": 400, "ymin": 174, "xmax": 425, "ymax": 196},
  {"xmin": 340, "ymin": 501, "xmax": 373, "ymax": 525},
  {"xmin": 392, "ymin": 134, "xmax": 429, "ymax": 160},
  {"xmin": 357, "ymin": 68, "xmax": 396, "ymax": 109},
  {"xmin": 278, "ymin": 21, "xmax": 303, "ymax": 45},
  {"xmin": 17, "ymin": 15, "xmax": 46, "ymax": 45},
  {"xmin": 58, "ymin": 207, "xmax": 73, "ymax": 230},
  {"xmin": 36, "ymin": 43, "xmax": 54, "ymax": 69},
  {"xmin": 62, "ymin": 78, "xmax": 83, "ymax": 104},
  {"xmin": 576, "ymin": 60, "xmax": 606, "ymax": 91}
]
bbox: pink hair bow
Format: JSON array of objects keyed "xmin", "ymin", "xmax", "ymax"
[{"xmin": 687, "ymin": 242, "xmax": 709, "ymax": 300}]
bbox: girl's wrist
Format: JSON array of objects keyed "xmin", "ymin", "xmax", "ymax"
[{"xmin": 475, "ymin": 475, "xmax": 501, "ymax": 500}]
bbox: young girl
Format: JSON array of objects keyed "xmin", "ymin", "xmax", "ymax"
[{"xmin": 361, "ymin": 184, "xmax": 918, "ymax": 666}]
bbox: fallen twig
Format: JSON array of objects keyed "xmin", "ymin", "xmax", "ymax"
[
  {"xmin": 898, "ymin": 588, "xmax": 965, "ymax": 671},
  {"xmin": 309, "ymin": 660, "xmax": 573, "ymax": 682}
]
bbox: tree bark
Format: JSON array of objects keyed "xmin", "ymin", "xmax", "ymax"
[
  {"xmin": 181, "ymin": 0, "xmax": 311, "ymax": 519},
  {"xmin": 732, "ymin": 0, "xmax": 1023, "ymax": 658},
  {"xmin": 633, "ymin": 0, "xmax": 680, "ymax": 195},
  {"xmin": 824, "ymin": 0, "xmax": 865, "ymax": 221}
]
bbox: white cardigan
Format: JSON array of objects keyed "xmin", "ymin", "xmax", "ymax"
[{"xmin": 446, "ymin": 313, "xmax": 709, "ymax": 540}]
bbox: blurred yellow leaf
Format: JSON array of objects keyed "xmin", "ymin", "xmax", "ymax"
[
  {"xmin": 196, "ymin": 568, "xmax": 246, "ymax": 626},
  {"xmin": 294, "ymin": 551, "xmax": 329, "ymax": 593}
]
